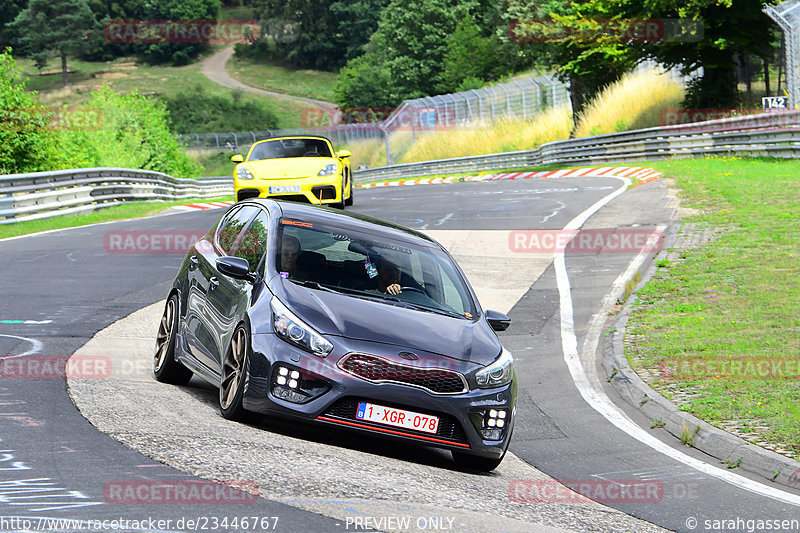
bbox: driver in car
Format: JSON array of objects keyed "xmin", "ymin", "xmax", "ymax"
[{"xmin": 376, "ymin": 257, "xmax": 402, "ymax": 295}]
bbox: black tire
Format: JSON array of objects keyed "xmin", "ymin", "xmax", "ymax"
[
  {"xmin": 219, "ymin": 325, "xmax": 249, "ymax": 420},
  {"xmin": 344, "ymin": 171, "xmax": 354, "ymax": 206},
  {"xmin": 153, "ymin": 295, "xmax": 193, "ymax": 385},
  {"xmin": 334, "ymin": 174, "xmax": 346, "ymax": 209},
  {"xmin": 451, "ymin": 449, "xmax": 506, "ymax": 472}
]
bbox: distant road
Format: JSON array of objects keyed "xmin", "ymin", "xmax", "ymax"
[{"xmin": 201, "ymin": 46, "xmax": 335, "ymax": 110}]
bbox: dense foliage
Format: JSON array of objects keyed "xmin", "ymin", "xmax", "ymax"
[
  {"xmin": 162, "ymin": 86, "xmax": 279, "ymax": 132},
  {"xmin": 0, "ymin": 48, "xmax": 60, "ymax": 174},
  {"xmin": 59, "ymin": 85, "xmax": 201, "ymax": 177},
  {"xmin": 0, "ymin": 49, "xmax": 200, "ymax": 177},
  {"xmin": 240, "ymin": 0, "xmax": 389, "ymax": 70},
  {"xmin": 9, "ymin": 0, "xmax": 101, "ymax": 85}
]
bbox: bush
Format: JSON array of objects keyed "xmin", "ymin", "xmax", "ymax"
[
  {"xmin": 162, "ymin": 85, "xmax": 279, "ymax": 133},
  {"xmin": 0, "ymin": 48, "xmax": 60, "ymax": 174},
  {"xmin": 57, "ymin": 85, "xmax": 201, "ymax": 178}
]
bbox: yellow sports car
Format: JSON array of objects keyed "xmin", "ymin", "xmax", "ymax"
[{"xmin": 231, "ymin": 136, "xmax": 353, "ymax": 207}]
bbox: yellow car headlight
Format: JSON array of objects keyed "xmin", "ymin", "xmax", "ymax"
[
  {"xmin": 237, "ymin": 166, "xmax": 255, "ymax": 180},
  {"xmin": 317, "ymin": 163, "xmax": 337, "ymax": 177}
]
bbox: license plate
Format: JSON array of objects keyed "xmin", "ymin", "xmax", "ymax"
[
  {"xmin": 356, "ymin": 402, "xmax": 439, "ymax": 434},
  {"xmin": 269, "ymin": 185, "xmax": 301, "ymax": 194}
]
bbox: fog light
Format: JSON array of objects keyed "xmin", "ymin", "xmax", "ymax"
[
  {"xmin": 473, "ymin": 407, "xmax": 510, "ymax": 441},
  {"xmin": 271, "ymin": 364, "xmax": 332, "ymax": 404}
]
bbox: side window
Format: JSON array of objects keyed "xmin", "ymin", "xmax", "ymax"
[
  {"xmin": 217, "ymin": 206, "xmax": 259, "ymax": 254},
  {"xmin": 233, "ymin": 211, "xmax": 269, "ymax": 272},
  {"xmin": 436, "ymin": 262, "xmax": 472, "ymax": 315}
]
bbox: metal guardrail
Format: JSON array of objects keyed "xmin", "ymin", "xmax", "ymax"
[
  {"xmin": 3, "ymin": 111, "xmax": 798, "ymax": 224},
  {"xmin": 0, "ymin": 168, "xmax": 232, "ymax": 224},
  {"xmin": 352, "ymin": 111, "xmax": 800, "ymax": 182}
]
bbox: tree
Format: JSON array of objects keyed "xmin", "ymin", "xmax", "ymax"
[
  {"xmin": 0, "ymin": 0, "xmax": 27, "ymax": 49},
  {"xmin": 436, "ymin": 15, "xmax": 498, "ymax": 93},
  {"xmin": 247, "ymin": 0, "xmax": 388, "ymax": 70},
  {"xmin": 505, "ymin": 0, "xmax": 639, "ymax": 123},
  {"xmin": 9, "ymin": 0, "xmax": 101, "ymax": 86},
  {"xmin": 334, "ymin": 53, "xmax": 396, "ymax": 107},
  {"xmin": 136, "ymin": 0, "xmax": 221, "ymax": 65},
  {"xmin": 637, "ymin": 0, "xmax": 776, "ymax": 108}
]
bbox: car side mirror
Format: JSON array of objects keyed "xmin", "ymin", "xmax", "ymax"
[
  {"xmin": 217, "ymin": 256, "xmax": 255, "ymax": 282},
  {"xmin": 231, "ymin": 154, "xmax": 244, "ymax": 163},
  {"xmin": 336, "ymin": 150, "xmax": 351, "ymax": 159},
  {"xmin": 485, "ymin": 310, "xmax": 511, "ymax": 331}
]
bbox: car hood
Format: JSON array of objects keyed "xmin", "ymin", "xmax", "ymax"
[
  {"xmin": 245, "ymin": 157, "xmax": 335, "ymax": 179},
  {"xmin": 270, "ymin": 280, "xmax": 501, "ymax": 366}
]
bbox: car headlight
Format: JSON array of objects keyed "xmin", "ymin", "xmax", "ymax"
[
  {"xmin": 237, "ymin": 165, "xmax": 255, "ymax": 180},
  {"xmin": 475, "ymin": 347, "xmax": 514, "ymax": 388},
  {"xmin": 317, "ymin": 163, "xmax": 337, "ymax": 176},
  {"xmin": 271, "ymin": 297, "xmax": 333, "ymax": 357}
]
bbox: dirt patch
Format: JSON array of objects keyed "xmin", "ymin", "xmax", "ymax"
[{"xmin": 98, "ymin": 72, "xmax": 129, "ymax": 79}]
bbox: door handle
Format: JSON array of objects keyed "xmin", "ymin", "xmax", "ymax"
[
  {"xmin": 189, "ymin": 256, "xmax": 198, "ymax": 270},
  {"xmin": 209, "ymin": 277, "xmax": 219, "ymax": 290}
]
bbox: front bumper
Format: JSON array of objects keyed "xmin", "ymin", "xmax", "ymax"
[
  {"xmin": 235, "ymin": 175, "xmax": 342, "ymax": 205},
  {"xmin": 242, "ymin": 334, "xmax": 516, "ymax": 458}
]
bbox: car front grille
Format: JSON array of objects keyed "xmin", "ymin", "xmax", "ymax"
[
  {"xmin": 338, "ymin": 353, "xmax": 467, "ymax": 394},
  {"xmin": 322, "ymin": 397, "xmax": 468, "ymax": 444}
]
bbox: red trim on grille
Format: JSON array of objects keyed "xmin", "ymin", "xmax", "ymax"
[{"xmin": 316, "ymin": 415, "xmax": 471, "ymax": 448}]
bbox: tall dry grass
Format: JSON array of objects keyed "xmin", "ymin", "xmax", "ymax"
[
  {"xmin": 398, "ymin": 105, "xmax": 573, "ymax": 164},
  {"xmin": 341, "ymin": 138, "xmax": 386, "ymax": 169},
  {"xmin": 573, "ymin": 68, "xmax": 684, "ymax": 138}
]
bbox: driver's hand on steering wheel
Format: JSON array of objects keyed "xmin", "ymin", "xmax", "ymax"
[{"xmin": 385, "ymin": 283, "xmax": 401, "ymax": 295}]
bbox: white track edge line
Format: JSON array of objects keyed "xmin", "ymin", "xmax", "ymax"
[{"xmin": 554, "ymin": 175, "xmax": 800, "ymax": 507}]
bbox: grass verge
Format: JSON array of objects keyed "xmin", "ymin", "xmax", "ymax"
[
  {"xmin": 626, "ymin": 156, "xmax": 800, "ymax": 459},
  {"xmin": 226, "ymin": 56, "xmax": 338, "ymax": 104},
  {"xmin": 0, "ymin": 196, "xmax": 232, "ymax": 240},
  {"xmin": 18, "ymin": 55, "xmax": 304, "ymax": 128}
]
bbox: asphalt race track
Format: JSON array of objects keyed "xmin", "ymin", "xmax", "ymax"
[{"xmin": 1, "ymin": 176, "xmax": 799, "ymax": 533}]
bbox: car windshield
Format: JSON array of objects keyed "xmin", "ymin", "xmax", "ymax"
[
  {"xmin": 248, "ymin": 138, "xmax": 332, "ymax": 161},
  {"xmin": 276, "ymin": 219, "xmax": 476, "ymax": 319}
]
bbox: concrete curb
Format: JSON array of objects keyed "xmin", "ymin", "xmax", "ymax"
[{"xmin": 601, "ymin": 218, "xmax": 800, "ymax": 490}]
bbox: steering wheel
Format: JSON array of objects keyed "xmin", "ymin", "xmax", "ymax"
[
  {"xmin": 400, "ymin": 286, "xmax": 426, "ymax": 295},
  {"xmin": 303, "ymin": 151, "xmax": 321, "ymax": 157}
]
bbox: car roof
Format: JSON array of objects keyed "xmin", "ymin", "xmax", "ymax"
[{"xmin": 245, "ymin": 200, "xmax": 437, "ymax": 247}]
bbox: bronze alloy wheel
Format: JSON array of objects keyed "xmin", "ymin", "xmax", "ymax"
[
  {"xmin": 153, "ymin": 295, "xmax": 192, "ymax": 385},
  {"xmin": 220, "ymin": 325, "xmax": 249, "ymax": 419}
]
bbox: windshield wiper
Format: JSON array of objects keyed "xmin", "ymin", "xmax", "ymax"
[
  {"xmin": 382, "ymin": 297, "xmax": 464, "ymax": 318},
  {"xmin": 291, "ymin": 279, "xmax": 342, "ymax": 294}
]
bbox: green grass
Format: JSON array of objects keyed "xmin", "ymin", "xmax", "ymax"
[
  {"xmin": 626, "ymin": 156, "xmax": 800, "ymax": 459},
  {"xmin": 226, "ymin": 56, "xmax": 338, "ymax": 103},
  {"xmin": 0, "ymin": 196, "xmax": 232, "ymax": 239},
  {"xmin": 190, "ymin": 150, "xmax": 238, "ymax": 178},
  {"xmin": 16, "ymin": 55, "xmax": 302, "ymax": 128}
]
